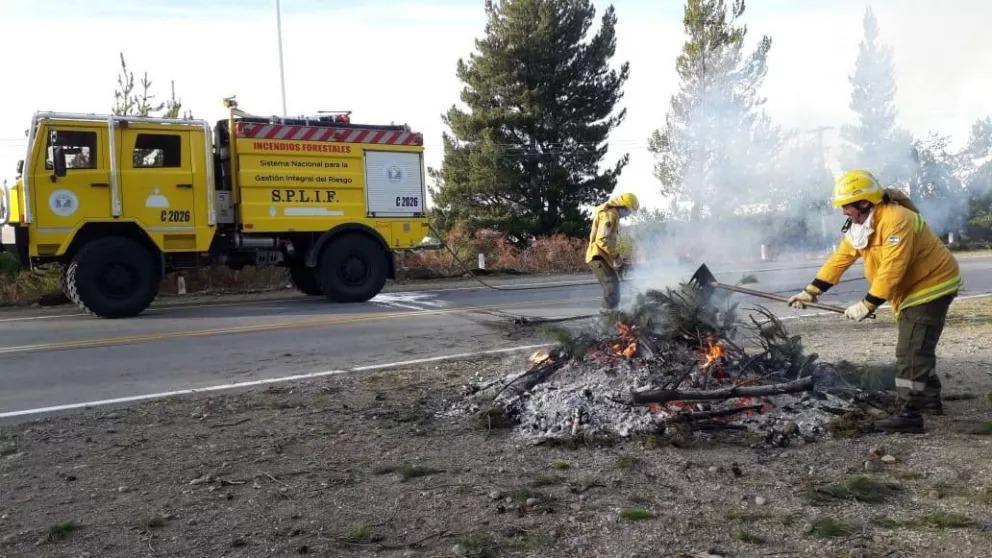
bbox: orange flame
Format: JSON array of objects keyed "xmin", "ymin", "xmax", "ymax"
[
  {"xmin": 699, "ymin": 338, "xmax": 725, "ymax": 369},
  {"xmin": 609, "ymin": 322, "xmax": 638, "ymax": 359},
  {"xmin": 529, "ymin": 349, "xmax": 551, "ymax": 364}
]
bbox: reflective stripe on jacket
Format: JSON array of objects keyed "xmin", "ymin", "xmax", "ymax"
[
  {"xmin": 585, "ymin": 203, "xmax": 620, "ymax": 266},
  {"xmin": 815, "ymin": 202, "xmax": 961, "ymax": 315}
]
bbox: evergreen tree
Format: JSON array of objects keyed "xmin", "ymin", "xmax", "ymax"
[
  {"xmin": 841, "ymin": 7, "xmax": 914, "ymax": 186},
  {"xmin": 961, "ymin": 117, "xmax": 992, "ymax": 241},
  {"xmin": 909, "ymin": 133, "xmax": 967, "ymax": 234},
  {"xmin": 113, "ymin": 53, "xmax": 186, "ymax": 119},
  {"xmin": 648, "ymin": 0, "xmax": 778, "ymax": 220},
  {"xmin": 431, "ymin": 0, "xmax": 629, "ymax": 239}
]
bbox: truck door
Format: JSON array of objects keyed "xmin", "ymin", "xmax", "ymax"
[
  {"xmin": 34, "ymin": 126, "xmax": 111, "ymax": 231},
  {"xmin": 119, "ymin": 129, "xmax": 195, "ymax": 234}
]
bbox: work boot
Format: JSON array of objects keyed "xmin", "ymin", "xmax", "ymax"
[{"xmin": 876, "ymin": 410, "xmax": 924, "ymax": 434}]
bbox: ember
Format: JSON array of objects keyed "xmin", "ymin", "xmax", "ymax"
[
  {"xmin": 608, "ymin": 322, "xmax": 638, "ymax": 359},
  {"xmin": 460, "ymin": 284, "xmax": 886, "ymax": 446},
  {"xmin": 529, "ymin": 349, "xmax": 551, "ymax": 365}
]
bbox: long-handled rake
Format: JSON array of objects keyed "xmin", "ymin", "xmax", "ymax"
[{"xmin": 688, "ymin": 264, "xmax": 874, "ymax": 319}]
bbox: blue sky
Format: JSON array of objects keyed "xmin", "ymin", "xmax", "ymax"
[{"xmin": 2, "ymin": 0, "xmax": 991, "ymax": 211}]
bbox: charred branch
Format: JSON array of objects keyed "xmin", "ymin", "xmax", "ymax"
[{"xmin": 631, "ymin": 376, "xmax": 814, "ymax": 404}]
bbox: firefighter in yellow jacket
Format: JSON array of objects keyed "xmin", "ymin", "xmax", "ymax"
[
  {"xmin": 586, "ymin": 192, "xmax": 639, "ymax": 313},
  {"xmin": 789, "ymin": 170, "xmax": 961, "ymax": 433}
]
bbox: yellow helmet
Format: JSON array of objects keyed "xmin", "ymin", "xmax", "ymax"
[
  {"xmin": 832, "ymin": 169, "xmax": 884, "ymax": 208},
  {"xmin": 613, "ymin": 192, "xmax": 640, "ymax": 212}
]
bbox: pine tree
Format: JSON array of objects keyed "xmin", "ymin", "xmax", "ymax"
[
  {"xmin": 909, "ymin": 133, "xmax": 967, "ymax": 234},
  {"xmin": 648, "ymin": 0, "xmax": 778, "ymax": 221},
  {"xmin": 112, "ymin": 53, "xmax": 187, "ymax": 119},
  {"xmin": 431, "ymin": 0, "xmax": 629, "ymax": 239},
  {"xmin": 961, "ymin": 116, "xmax": 992, "ymax": 241},
  {"xmin": 841, "ymin": 7, "xmax": 914, "ymax": 187}
]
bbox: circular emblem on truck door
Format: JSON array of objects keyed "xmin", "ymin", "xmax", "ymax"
[
  {"xmin": 49, "ymin": 189, "xmax": 79, "ymax": 217},
  {"xmin": 387, "ymin": 166, "xmax": 403, "ymax": 182}
]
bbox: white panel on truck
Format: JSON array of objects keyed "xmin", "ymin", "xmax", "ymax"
[{"xmin": 364, "ymin": 151, "xmax": 424, "ymax": 216}]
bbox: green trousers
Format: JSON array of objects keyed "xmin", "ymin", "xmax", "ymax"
[
  {"xmin": 588, "ymin": 258, "xmax": 619, "ymax": 310},
  {"xmin": 895, "ymin": 294, "xmax": 954, "ymax": 409}
]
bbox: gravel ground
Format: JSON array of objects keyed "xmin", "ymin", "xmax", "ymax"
[{"xmin": 1, "ymin": 299, "xmax": 990, "ymax": 558}]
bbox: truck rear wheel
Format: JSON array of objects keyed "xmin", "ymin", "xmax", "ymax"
[
  {"xmin": 318, "ymin": 233, "xmax": 388, "ymax": 302},
  {"xmin": 289, "ymin": 264, "xmax": 323, "ymax": 296},
  {"xmin": 60, "ymin": 264, "xmax": 80, "ymax": 305},
  {"xmin": 67, "ymin": 237, "xmax": 160, "ymax": 318}
]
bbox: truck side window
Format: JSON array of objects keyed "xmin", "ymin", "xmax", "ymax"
[
  {"xmin": 133, "ymin": 134, "xmax": 181, "ymax": 168},
  {"xmin": 46, "ymin": 130, "xmax": 97, "ymax": 170}
]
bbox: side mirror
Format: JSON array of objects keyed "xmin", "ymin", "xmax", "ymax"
[
  {"xmin": 53, "ymin": 147, "xmax": 67, "ymax": 178},
  {"xmin": 15, "ymin": 160, "xmax": 23, "ymax": 176}
]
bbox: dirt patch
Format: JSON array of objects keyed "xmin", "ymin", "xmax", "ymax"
[{"xmin": 1, "ymin": 301, "xmax": 991, "ymax": 557}]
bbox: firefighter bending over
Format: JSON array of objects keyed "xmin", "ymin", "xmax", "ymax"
[
  {"xmin": 789, "ymin": 170, "xmax": 961, "ymax": 433},
  {"xmin": 585, "ymin": 192, "xmax": 639, "ymax": 314}
]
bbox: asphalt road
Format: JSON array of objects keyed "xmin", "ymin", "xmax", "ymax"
[{"xmin": 2, "ymin": 254, "xmax": 991, "ymax": 418}]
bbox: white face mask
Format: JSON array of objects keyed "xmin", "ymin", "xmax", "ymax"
[{"xmin": 843, "ymin": 207, "xmax": 875, "ymax": 249}]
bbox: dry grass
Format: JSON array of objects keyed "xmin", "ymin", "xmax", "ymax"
[{"xmin": 402, "ymin": 225, "xmax": 589, "ymax": 277}]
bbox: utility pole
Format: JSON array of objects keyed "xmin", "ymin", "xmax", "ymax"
[{"xmin": 275, "ymin": 0, "xmax": 288, "ymax": 117}]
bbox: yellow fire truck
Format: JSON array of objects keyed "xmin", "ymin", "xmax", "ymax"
[{"xmin": 2, "ymin": 98, "xmax": 429, "ymax": 317}]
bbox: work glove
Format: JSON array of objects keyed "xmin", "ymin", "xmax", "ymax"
[
  {"xmin": 844, "ymin": 300, "xmax": 876, "ymax": 322},
  {"xmin": 788, "ymin": 286, "xmax": 820, "ymax": 309}
]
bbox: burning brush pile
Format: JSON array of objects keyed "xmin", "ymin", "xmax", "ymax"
[{"xmin": 462, "ymin": 286, "xmax": 891, "ymax": 446}]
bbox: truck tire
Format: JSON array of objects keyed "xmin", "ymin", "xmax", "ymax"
[
  {"xmin": 318, "ymin": 233, "xmax": 388, "ymax": 303},
  {"xmin": 60, "ymin": 264, "xmax": 80, "ymax": 305},
  {"xmin": 289, "ymin": 264, "xmax": 323, "ymax": 296},
  {"xmin": 67, "ymin": 237, "xmax": 160, "ymax": 318}
]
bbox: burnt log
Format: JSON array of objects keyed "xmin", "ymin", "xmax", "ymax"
[
  {"xmin": 631, "ymin": 376, "xmax": 813, "ymax": 404},
  {"xmin": 663, "ymin": 404, "xmax": 765, "ymax": 423}
]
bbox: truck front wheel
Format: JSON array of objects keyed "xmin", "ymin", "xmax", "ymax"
[
  {"xmin": 67, "ymin": 237, "xmax": 160, "ymax": 318},
  {"xmin": 289, "ymin": 264, "xmax": 323, "ymax": 296},
  {"xmin": 318, "ymin": 233, "xmax": 388, "ymax": 302}
]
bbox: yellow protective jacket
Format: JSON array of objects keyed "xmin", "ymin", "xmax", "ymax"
[
  {"xmin": 585, "ymin": 202, "xmax": 621, "ymax": 267},
  {"xmin": 813, "ymin": 201, "xmax": 961, "ymax": 315}
]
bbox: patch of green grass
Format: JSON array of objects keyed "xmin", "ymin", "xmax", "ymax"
[
  {"xmin": 46, "ymin": 521, "xmax": 79, "ymax": 543},
  {"xmin": 615, "ymin": 455, "xmax": 641, "ymax": 471},
  {"xmin": 873, "ymin": 512, "xmax": 974, "ymax": 530},
  {"xmin": 922, "ymin": 511, "xmax": 974, "ymax": 528},
  {"xmin": 530, "ymin": 474, "xmax": 563, "ymax": 487},
  {"xmin": 891, "ymin": 469, "xmax": 925, "ymax": 480},
  {"xmin": 455, "ymin": 531, "xmax": 500, "ymax": 558},
  {"xmin": 342, "ymin": 523, "xmax": 381, "ymax": 544},
  {"xmin": 550, "ymin": 460, "xmax": 571, "ymax": 470},
  {"xmin": 734, "ymin": 529, "xmax": 766, "ymax": 544},
  {"xmin": 619, "ymin": 508, "xmax": 656, "ymax": 521},
  {"xmin": 970, "ymin": 421, "xmax": 992, "ymax": 436},
  {"xmin": 808, "ymin": 516, "xmax": 857, "ymax": 538},
  {"xmin": 473, "ymin": 405, "xmax": 515, "ymax": 430},
  {"xmin": 805, "ymin": 476, "xmax": 901, "ymax": 504},
  {"xmin": 140, "ymin": 514, "xmax": 167, "ymax": 529},
  {"xmin": 371, "ymin": 463, "xmax": 443, "ymax": 482}
]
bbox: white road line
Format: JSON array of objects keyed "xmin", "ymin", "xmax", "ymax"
[{"xmin": 0, "ymin": 343, "xmax": 551, "ymax": 419}]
